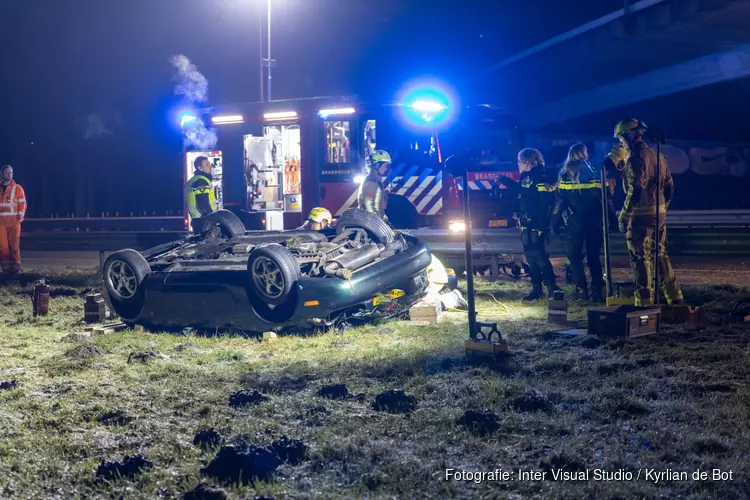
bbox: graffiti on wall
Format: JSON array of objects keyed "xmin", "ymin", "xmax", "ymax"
[{"xmin": 532, "ymin": 136, "xmax": 750, "ymax": 178}]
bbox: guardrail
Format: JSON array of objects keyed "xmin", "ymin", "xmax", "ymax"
[{"xmin": 19, "ymin": 209, "xmax": 750, "ymax": 232}]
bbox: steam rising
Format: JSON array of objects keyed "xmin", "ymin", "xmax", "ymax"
[{"xmin": 171, "ymin": 54, "xmax": 217, "ymax": 150}]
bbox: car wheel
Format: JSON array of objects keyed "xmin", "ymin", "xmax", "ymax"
[
  {"xmin": 103, "ymin": 249, "xmax": 150, "ymax": 319},
  {"xmin": 247, "ymin": 244, "xmax": 301, "ymax": 306},
  {"xmin": 203, "ymin": 209, "xmax": 246, "ymax": 239},
  {"xmin": 336, "ymin": 208, "xmax": 395, "ymax": 245}
]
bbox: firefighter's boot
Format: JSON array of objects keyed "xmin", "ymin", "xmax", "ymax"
[{"xmin": 523, "ymin": 284, "xmax": 545, "ymax": 302}]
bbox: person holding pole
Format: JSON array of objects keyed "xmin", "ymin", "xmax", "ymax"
[{"xmin": 613, "ymin": 118, "xmax": 683, "ymax": 306}]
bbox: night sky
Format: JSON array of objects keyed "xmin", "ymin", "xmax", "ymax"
[{"xmin": 0, "ymin": 0, "xmax": 625, "ymax": 215}]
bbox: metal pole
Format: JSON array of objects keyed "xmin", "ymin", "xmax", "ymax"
[
  {"xmin": 462, "ymin": 169, "xmax": 477, "ymax": 338},
  {"xmin": 654, "ymin": 141, "xmax": 661, "ymax": 305},
  {"xmin": 601, "ymin": 165, "xmax": 613, "ymax": 298},
  {"xmin": 267, "ymin": 0, "xmax": 272, "ymax": 102},
  {"xmin": 259, "ymin": 10, "xmax": 264, "ymax": 102}
]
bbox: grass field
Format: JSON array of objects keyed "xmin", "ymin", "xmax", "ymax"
[{"xmin": 0, "ymin": 265, "xmax": 748, "ymax": 499}]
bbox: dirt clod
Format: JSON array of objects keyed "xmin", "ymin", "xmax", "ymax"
[
  {"xmin": 539, "ymin": 452, "xmax": 587, "ymax": 474},
  {"xmin": 201, "ymin": 444, "xmax": 280, "ymax": 485},
  {"xmin": 0, "ymin": 380, "xmax": 20, "ymax": 391},
  {"xmin": 96, "ymin": 410, "xmax": 132, "ymax": 426},
  {"xmin": 194, "ymin": 428, "xmax": 224, "ymax": 449},
  {"xmin": 229, "ymin": 390, "xmax": 269, "ymax": 408},
  {"xmin": 456, "ymin": 409, "xmax": 500, "ymax": 436},
  {"xmin": 62, "ymin": 332, "xmax": 92, "ymax": 343},
  {"xmin": 128, "ymin": 351, "xmax": 161, "ymax": 364},
  {"xmin": 635, "ymin": 357, "xmax": 656, "ymax": 367},
  {"xmin": 693, "ymin": 438, "xmax": 730, "ymax": 455},
  {"xmin": 95, "ymin": 454, "xmax": 153, "ymax": 481},
  {"xmin": 372, "ymin": 390, "xmax": 418, "ymax": 414},
  {"xmin": 316, "ymin": 384, "xmax": 352, "ymax": 400},
  {"xmin": 511, "ymin": 390, "xmax": 553, "ymax": 413},
  {"xmin": 65, "ymin": 344, "xmax": 104, "ymax": 359},
  {"xmin": 581, "ymin": 336, "xmax": 602, "ymax": 348},
  {"xmin": 270, "ymin": 436, "xmax": 307, "ymax": 465},
  {"xmin": 183, "ymin": 482, "xmax": 228, "ymax": 500}
]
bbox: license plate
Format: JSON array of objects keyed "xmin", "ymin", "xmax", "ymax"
[{"xmin": 489, "ymin": 219, "xmax": 508, "ymax": 227}]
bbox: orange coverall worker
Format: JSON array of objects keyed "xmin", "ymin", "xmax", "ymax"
[{"xmin": 0, "ymin": 174, "xmax": 27, "ymax": 275}]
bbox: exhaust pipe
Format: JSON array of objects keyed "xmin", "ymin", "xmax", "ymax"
[{"xmin": 323, "ymin": 243, "xmax": 383, "ymax": 277}]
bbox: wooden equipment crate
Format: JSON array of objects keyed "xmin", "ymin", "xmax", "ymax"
[
  {"xmin": 84, "ymin": 293, "xmax": 111, "ymax": 324},
  {"xmin": 409, "ymin": 299, "xmax": 442, "ymax": 325},
  {"xmin": 587, "ymin": 305, "xmax": 661, "ymax": 338}
]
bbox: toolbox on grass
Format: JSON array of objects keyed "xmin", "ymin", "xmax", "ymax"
[{"xmin": 587, "ymin": 305, "xmax": 661, "ymax": 338}]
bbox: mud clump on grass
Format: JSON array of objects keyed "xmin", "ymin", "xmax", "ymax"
[
  {"xmin": 0, "ymin": 380, "xmax": 20, "ymax": 391},
  {"xmin": 62, "ymin": 332, "xmax": 92, "ymax": 343},
  {"xmin": 194, "ymin": 428, "xmax": 224, "ymax": 449},
  {"xmin": 372, "ymin": 390, "xmax": 418, "ymax": 414},
  {"xmin": 183, "ymin": 482, "xmax": 228, "ymax": 500},
  {"xmin": 127, "ymin": 351, "xmax": 162, "ymax": 364},
  {"xmin": 270, "ymin": 436, "xmax": 307, "ymax": 465},
  {"xmin": 65, "ymin": 344, "xmax": 104, "ymax": 360},
  {"xmin": 316, "ymin": 384, "xmax": 364, "ymax": 401},
  {"xmin": 456, "ymin": 409, "xmax": 500, "ymax": 436},
  {"xmin": 201, "ymin": 444, "xmax": 280, "ymax": 485},
  {"xmin": 96, "ymin": 410, "xmax": 132, "ymax": 426},
  {"xmin": 511, "ymin": 390, "xmax": 554, "ymax": 413},
  {"xmin": 692, "ymin": 438, "xmax": 730, "ymax": 455},
  {"xmin": 95, "ymin": 454, "xmax": 153, "ymax": 481},
  {"xmin": 229, "ymin": 390, "xmax": 269, "ymax": 408}
]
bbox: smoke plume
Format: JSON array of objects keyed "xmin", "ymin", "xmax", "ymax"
[
  {"xmin": 170, "ymin": 54, "xmax": 216, "ymax": 150},
  {"xmin": 170, "ymin": 54, "xmax": 209, "ymax": 103}
]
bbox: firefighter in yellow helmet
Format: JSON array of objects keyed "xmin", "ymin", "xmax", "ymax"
[
  {"xmin": 298, "ymin": 207, "xmax": 332, "ymax": 231},
  {"xmin": 614, "ymin": 118, "xmax": 683, "ymax": 306},
  {"xmin": 358, "ymin": 150, "xmax": 391, "ymax": 219}
]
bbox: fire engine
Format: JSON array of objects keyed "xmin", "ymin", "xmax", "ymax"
[{"xmin": 180, "ymin": 96, "xmax": 523, "ymax": 231}]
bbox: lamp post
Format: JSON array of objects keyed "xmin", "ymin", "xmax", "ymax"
[{"xmin": 261, "ymin": 0, "xmax": 275, "ymax": 102}]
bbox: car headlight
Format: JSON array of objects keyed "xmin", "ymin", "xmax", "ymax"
[{"xmin": 448, "ymin": 220, "xmax": 466, "ymax": 232}]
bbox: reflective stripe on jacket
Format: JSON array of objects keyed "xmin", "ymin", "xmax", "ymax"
[
  {"xmin": 185, "ymin": 174, "xmax": 218, "ymax": 218},
  {"xmin": 620, "ymin": 141, "xmax": 673, "ymax": 222},
  {"xmin": 0, "ymin": 181, "xmax": 27, "ymax": 225}
]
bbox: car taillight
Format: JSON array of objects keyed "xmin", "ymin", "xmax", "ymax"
[{"xmin": 444, "ymin": 173, "xmax": 461, "ymax": 209}]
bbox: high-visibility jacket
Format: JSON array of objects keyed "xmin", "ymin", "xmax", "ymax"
[
  {"xmin": 185, "ymin": 173, "xmax": 218, "ymax": 219},
  {"xmin": 497, "ymin": 165, "xmax": 557, "ymax": 231},
  {"xmin": 620, "ymin": 140, "xmax": 673, "ymax": 223},
  {"xmin": 549, "ymin": 159, "xmax": 603, "ymax": 230},
  {"xmin": 0, "ymin": 180, "xmax": 27, "ymax": 227}
]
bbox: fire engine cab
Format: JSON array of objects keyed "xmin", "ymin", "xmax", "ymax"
[{"xmin": 181, "ymin": 97, "xmax": 522, "ymax": 231}]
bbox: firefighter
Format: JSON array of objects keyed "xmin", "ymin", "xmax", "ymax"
[
  {"xmin": 0, "ymin": 165, "xmax": 27, "ymax": 275},
  {"xmin": 298, "ymin": 207, "xmax": 332, "ymax": 231},
  {"xmin": 357, "ymin": 150, "xmax": 391, "ymax": 219},
  {"xmin": 185, "ymin": 156, "xmax": 218, "ymax": 234},
  {"xmin": 549, "ymin": 144, "xmax": 606, "ymax": 302},
  {"xmin": 497, "ymin": 149, "xmax": 561, "ymax": 300},
  {"xmin": 614, "ymin": 118, "xmax": 683, "ymax": 306}
]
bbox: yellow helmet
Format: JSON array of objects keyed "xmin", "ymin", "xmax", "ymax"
[
  {"xmin": 370, "ymin": 150, "xmax": 392, "ymax": 164},
  {"xmin": 614, "ymin": 118, "xmax": 647, "ymax": 139},
  {"xmin": 307, "ymin": 207, "xmax": 332, "ymax": 224}
]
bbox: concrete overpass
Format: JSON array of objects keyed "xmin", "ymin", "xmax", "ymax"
[{"xmin": 476, "ymin": 0, "xmax": 750, "ymax": 142}]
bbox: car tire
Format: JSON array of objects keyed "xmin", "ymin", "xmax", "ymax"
[
  {"xmin": 247, "ymin": 244, "xmax": 301, "ymax": 306},
  {"xmin": 203, "ymin": 209, "xmax": 246, "ymax": 239},
  {"xmin": 103, "ymin": 249, "xmax": 150, "ymax": 320},
  {"xmin": 336, "ymin": 208, "xmax": 395, "ymax": 245}
]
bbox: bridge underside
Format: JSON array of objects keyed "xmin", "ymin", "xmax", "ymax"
[{"xmin": 481, "ymin": 0, "xmax": 750, "ymax": 140}]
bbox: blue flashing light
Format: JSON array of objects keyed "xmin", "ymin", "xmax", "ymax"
[
  {"xmin": 180, "ymin": 113, "xmax": 197, "ymax": 128},
  {"xmin": 396, "ymin": 81, "xmax": 457, "ymax": 130}
]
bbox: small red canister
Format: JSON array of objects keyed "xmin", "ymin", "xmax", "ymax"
[{"xmin": 32, "ymin": 280, "xmax": 50, "ymax": 317}]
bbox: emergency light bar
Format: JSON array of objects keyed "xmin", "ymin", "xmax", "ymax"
[
  {"xmin": 211, "ymin": 115, "xmax": 244, "ymax": 125},
  {"xmin": 264, "ymin": 111, "xmax": 298, "ymax": 121},
  {"xmin": 318, "ymin": 107, "xmax": 356, "ymax": 118},
  {"xmin": 180, "ymin": 114, "xmax": 197, "ymax": 128}
]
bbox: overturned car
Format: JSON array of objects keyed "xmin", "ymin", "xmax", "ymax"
[{"xmin": 101, "ymin": 208, "xmax": 432, "ymax": 333}]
